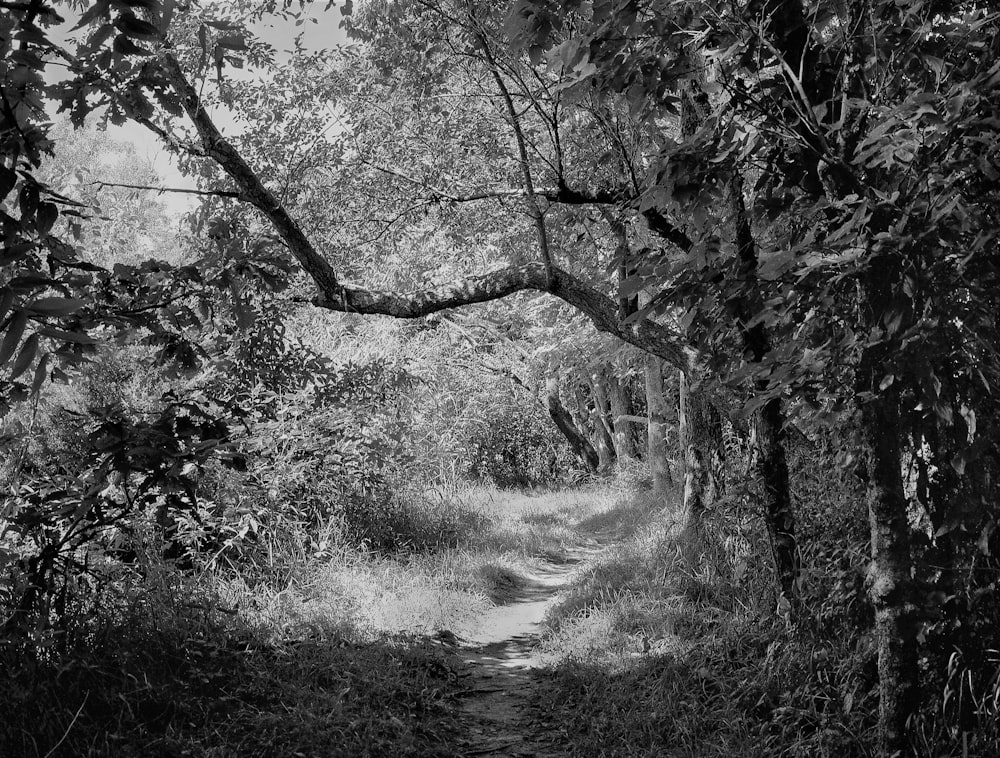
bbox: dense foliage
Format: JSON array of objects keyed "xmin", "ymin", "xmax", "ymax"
[{"xmin": 2, "ymin": 0, "xmax": 1000, "ymax": 755}]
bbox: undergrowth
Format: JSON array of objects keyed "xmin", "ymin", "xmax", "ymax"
[
  {"xmin": 0, "ymin": 480, "xmax": 626, "ymax": 757},
  {"xmin": 530, "ymin": 448, "xmax": 1000, "ymax": 757},
  {"xmin": 532, "ymin": 485, "xmax": 882, "ymax": 757},
  {"xmin": 2, "ymin": 615, "xmax": 464, "ymax": 758}
]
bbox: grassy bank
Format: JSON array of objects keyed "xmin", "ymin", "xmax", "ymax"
[
  {"xmin": 532, "ymin": 488, "xmax": 880, "ymax": 757},
  {"xmin": 0, "ymin": 481, "xmax": 629, "ymax": 757}
]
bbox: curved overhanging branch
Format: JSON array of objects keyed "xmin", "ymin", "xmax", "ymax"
[
  {"xmin": 318, "ymin": 262, "xmax": 691, "ymax": 373},
  {"xmin": 155, "ymin": 52, "xmax": 692, "ymax": 374}
]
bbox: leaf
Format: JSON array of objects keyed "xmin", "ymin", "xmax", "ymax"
[
  {"xmin": 161, "ymin": 0, "xmax": 177, "ymax": 30},
  {"xmin": 116, "ymin": 12, "xmax": 159, "ymax": 38},
  {"xmin": 0, "ymin": 310, "xmax": 29, "ymax": 366},
  {"xmin": 0, "ymin": 166, "xmax": 16, "ymax": 201},
  {"xmin": 30, "ymin": 352, "xmax": 50, "ymax": 394},
  {"xmin": 113, "ymin": 34, "xmax": 151, "ymax": 56},
  {"xmin": 217, "ymin": 34, "xmax": 248, "ymax": 51},
  {"xmin": 36, "ymin": 202, "xmax": 58, "ymax": 236},
  {"xmin": 9, "ymin": 333, "xmax": 39, "ymax": 380},
  {"xmin": 0, "ymin": 243, "xmax": 37, "ymax": 266},
  {"xmin": 71, "ymin": 0, "xmax": 111, "ymax": 31},
  {"xmin": 37, "ymin": 326, "xmax": 96, "ymax": 345},
  {"xmin": 0, "ymin": 290, "xmax": 14, "ymax": 323},
  {"xmin": 25, "ymin": 297, "xmax": 87, "ymax": 316},
  {"xmin": 19, "ymin": 182, "xmax": 39, "ymax": 218}
]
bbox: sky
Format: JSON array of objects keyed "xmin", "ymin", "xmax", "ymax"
[{"xmin": 48, "ymin": 1, "xmax": 351, "ymax": 217}]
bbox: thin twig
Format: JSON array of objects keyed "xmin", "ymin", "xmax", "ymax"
[
  {"xmin": 468, "ymin": 9, "xmax": 555, "ymax": 289},
  {"xmin": 90, "ymin": 180, "xmax": 243, "ymax": 200}
]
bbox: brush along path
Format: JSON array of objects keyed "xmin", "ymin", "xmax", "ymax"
[{"xmin": 442, "ymin": 537, "xmax": 611, "ymax": 757}]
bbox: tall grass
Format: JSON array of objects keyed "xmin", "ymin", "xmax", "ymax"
[
  {"xmin": 531, "ymin": 484, "xmax": 883, "ymax": 757},
  {"xmin": 0, "ymin": 479, "xmax": 631, "ymax": 757}
]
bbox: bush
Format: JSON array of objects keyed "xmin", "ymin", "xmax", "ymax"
[{"xmin": 466, "ymin": 403, "xmax": 583, "ymax": 489}]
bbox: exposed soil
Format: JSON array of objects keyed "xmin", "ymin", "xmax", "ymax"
[{"xmin": 444, "ymin": 537, "xmax": 609, "ymax": 757}]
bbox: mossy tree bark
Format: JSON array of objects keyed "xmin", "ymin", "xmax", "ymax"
[
  {"xmin": 678, "ymin": 371, "xmax": 725, "ymax": 531},
  {"xmin": 859, "ymin": 392, "xmax": 919, "ymax": 755}
]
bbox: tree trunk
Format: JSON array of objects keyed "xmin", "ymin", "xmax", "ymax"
[
  {"xmin": 728, "ymin": 169, "xmax": 800, "ymax": 606},
  {"xmin": 589, "ymin": 369, "xmax": 617, "ymax": 471},
  {"xmin": 860, "ymin": 393, "xmax": 919, "ymax": 756},
  {"xmin": 607, "ymin": 374, "xmax": 638, "ymax": 461},
  {"xmin": 679, "ymin": 371, "xmax": 725, "ymax": 529},
  {"xmin": 645, "ymin": 355, "xmax": 673, "ymax": 494},
  {"xmin": 545, "ymin": 378, "xmax": 599, "ymax": 472},
  {"xmin": 855, "ymin": 244, "xmax": 919, "ymax": 754},
  {"xmin": 753, "ymin": 399, "xmax": 799, "ymax": 606}
]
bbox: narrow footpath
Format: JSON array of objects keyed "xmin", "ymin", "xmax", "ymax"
[{"xmin": 445, "ymin": 537, "xmax": 609, "ymax": 757}]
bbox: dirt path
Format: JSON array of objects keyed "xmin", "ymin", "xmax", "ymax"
[{"xmin": 446, "ymin": 537, "xmax": 609, "ymax": 757}]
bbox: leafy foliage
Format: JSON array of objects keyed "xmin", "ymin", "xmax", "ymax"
[{"xmin": 467, "ymin": 397, "xmax": 583, "ymax": 489}]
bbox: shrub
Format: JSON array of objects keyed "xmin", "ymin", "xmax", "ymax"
[{"xmin": 466, "ymin": 402, "xmax": 582, "ymax": 489}]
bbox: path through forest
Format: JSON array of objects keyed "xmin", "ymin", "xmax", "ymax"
[{"xmin": 445, "ymin": 536, "xmax": 611, "ymax": 756}]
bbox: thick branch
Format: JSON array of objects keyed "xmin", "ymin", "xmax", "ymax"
[
  {"xmin": 316, "ymin": 262, "xmax": 691, "ymax": 373},
  {"xmin": 156, "ymin": 52, "xmax": 342, "ymax": 296},
  {"xmin": 156, "ymin": 52, "xmax": 690, "ymax": 373}
]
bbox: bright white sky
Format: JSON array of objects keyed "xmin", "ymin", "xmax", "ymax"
[{"xmin": 49, "ymin": 1, "xmax": 351, "ymax": 217}]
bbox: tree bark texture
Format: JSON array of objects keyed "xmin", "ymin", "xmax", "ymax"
[
  {"xmin": 855, "ymin": 242, "xmax": 920, "ymax": 755},
  {"xmin": 589, "ymin": 369, "xmax": 617, "ymax": 471},
  {"xmin": 679, "ymin": 371, "xmax": 725, "ymax": 529},
  {"xmin": 645, "ymin": 355, "xmax": 673, "ymax": 494},
  {"xmin": 608, "ymin": 374, "xmax": 639, "ymax": 461},
  {"xmin": 545, "ymin": 378, "xmax": 599, "ymax": 472},
  {"xmin": 729, "ymin": 170, "xmax": 800, "ymax": 605},
  {"xmin": 753, "ymin": 398, "xmax": 798, "ymax": 604},
  {"xmin": 860, "ymin": 392, "xmax": 919, "ymax": 755}
]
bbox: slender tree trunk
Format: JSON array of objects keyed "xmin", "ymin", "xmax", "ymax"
[
  {"xmin": 856, "ymin": 250, "xmax": 920, "ymax": 754},
  {"xmin": 729, "ymin": 170, "xmax": 800, "ymax": 605},
  {"xmin": 753, "ymin": 399, "xmax": 798, "ymax": 605},
  {"xmin": 679, "ymin": 370, "xmax": 703, "ymax": 526},
  {"xmin": 545, "ymin": 378, "xmax": 599, "ymax": 472},
  {"xmin": 589, "ymin": 369, "xmax": 617, "ymax": 471},
  {"xmin": 608, "ymin": 374, "xmax": 638, "ymax": 461},
  {"xmin": 860, "ymin": 393, "xmax": 919, "ymax": 755},
  {"xmin": 645, "ymin": 355, "xmax": 673, "ymax": 494}
]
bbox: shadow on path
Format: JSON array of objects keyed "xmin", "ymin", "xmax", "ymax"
[{"xmin": 445, "ymin": 536, "xmax": 612, "ymax": 756}]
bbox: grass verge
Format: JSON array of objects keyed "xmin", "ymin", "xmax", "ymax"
[
  {"xmin": 532, "ymin": 486, "xmax": 881, "ymax": 757},
  {"xmin": 1, "ymin": 480, "xmax": 631, "ymax": 757}
]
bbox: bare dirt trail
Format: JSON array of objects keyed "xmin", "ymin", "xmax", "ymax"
[{"xmin": 446, "ymin": 536, "xmax": 611, "ymax": 757}]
